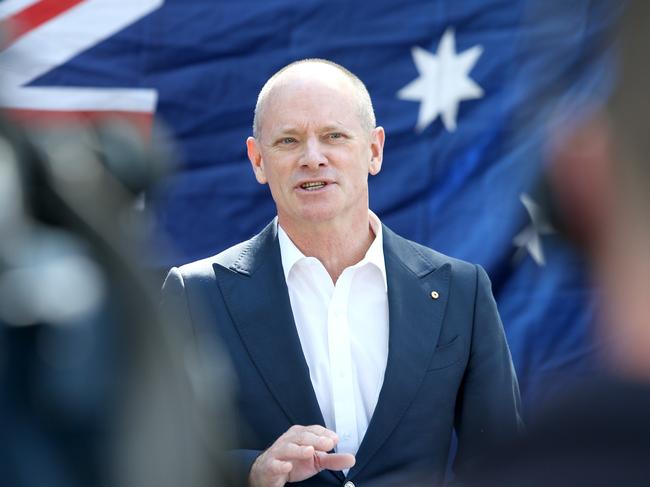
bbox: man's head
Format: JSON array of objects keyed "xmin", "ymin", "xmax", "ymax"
[{"xmin": 246, "ymin": 59, "xmax": 384, "ymax": 232}]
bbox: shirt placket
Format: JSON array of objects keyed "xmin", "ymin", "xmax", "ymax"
[{"xmin": 327, "ymin": 268, "xmax": 358, "ymax": 455}]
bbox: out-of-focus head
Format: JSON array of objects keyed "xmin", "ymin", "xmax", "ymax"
[
  {"xmin": 604, "ymin": 2, "xmax": 650, "ymax": 236},
  {"xmin": 549, "ymin": 0, "xmax": 650, "ymax": 378}
]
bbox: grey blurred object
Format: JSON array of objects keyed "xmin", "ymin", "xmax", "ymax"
[{"xmin": 0, "ymin": 115, "xmax": 235, "ymax": 487}]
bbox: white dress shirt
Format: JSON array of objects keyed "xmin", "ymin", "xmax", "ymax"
[{"xmin": 278, "ymin": 211, "xmax": 389, "ymax": 458}]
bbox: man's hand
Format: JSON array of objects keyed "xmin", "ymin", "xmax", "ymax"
[{"xmin": 248, "ymin": 425, "xmax": 355, "ymax": 487}]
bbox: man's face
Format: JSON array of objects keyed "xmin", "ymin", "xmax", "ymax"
[{"xmin": 247, "ymin": 71, "xmax": 384, "ymax": 229}]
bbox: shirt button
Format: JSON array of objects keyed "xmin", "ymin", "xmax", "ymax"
[{"xmin": 343, "ymin": 482, "xmax": 355, "ymax": 487}]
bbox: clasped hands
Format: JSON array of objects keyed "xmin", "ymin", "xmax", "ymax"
[{"xmin": 249, "ymin": 425, "xmax": 356, "ymax": 487}]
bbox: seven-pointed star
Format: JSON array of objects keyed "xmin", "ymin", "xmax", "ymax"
[
  {"xmin": 513, "ymin": 193, "xmax": 555, "ymax": 267},
  {"xmin": 397, "ymin": 28, "xmax": 484, "ymax": 132}
]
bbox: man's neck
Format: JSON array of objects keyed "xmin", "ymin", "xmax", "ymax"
[{"xmin": 279, "ymin": 212, "xmax": 374, "ymax": 283}]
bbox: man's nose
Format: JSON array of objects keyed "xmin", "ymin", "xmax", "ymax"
[{"xmin": 300, "ymin": 137, "xmax": 328, "ymax": 169}]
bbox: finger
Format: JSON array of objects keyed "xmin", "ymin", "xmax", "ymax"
[
  {"xmin": 275, "ymin": 442, "xmax": 314, "ymax": 460},
  {"xmin": 285, "ymin": 424, "xmax": 338, "ymax": 443},
  {"xmin": 314, "ymin": 451, "xmax": 356, "ymax": 471},
  {"xmin": 302, "ymin": 425, "xmax": 339, "ymax": 441},
  {"xmin": 290, "ymin": 430, "xmax": 336, "ymax": 452}
]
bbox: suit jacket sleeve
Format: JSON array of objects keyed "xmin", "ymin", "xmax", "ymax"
[{"xmin": 453, "ymin": 265, "xmax": 524, "ymax": 473}]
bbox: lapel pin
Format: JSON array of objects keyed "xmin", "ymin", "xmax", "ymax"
[{"xmin": 430, "ymin": 290, "xmax": 439, "ymax": 300}]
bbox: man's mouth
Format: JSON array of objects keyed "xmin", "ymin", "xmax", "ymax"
[{"xmin": 300, "ymin": 181, "xmax": 327, "ymax": 191}]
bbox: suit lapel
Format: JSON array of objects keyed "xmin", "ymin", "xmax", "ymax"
[
  {"xmin": 213, "ymin": 222, "xmax": 326, "ymax": 429},
  {"xmin": 349, "ymin": 226, "xmax": 451, "ymax": 479}
]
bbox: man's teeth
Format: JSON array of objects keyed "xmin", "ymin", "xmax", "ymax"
[{"xmin": 300, "ymin": 181, "xmax": 326, "ymax": 190}]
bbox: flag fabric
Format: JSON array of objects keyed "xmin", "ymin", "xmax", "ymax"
[{"xmin": 0, "ymin": 0, "xmax": 619, "ymax": 414}]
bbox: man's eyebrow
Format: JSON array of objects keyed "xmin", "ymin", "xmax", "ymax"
[
  {"xmin": 321, "ymin": 124, "xmax": 347, "ymax": 132},
  {"xmin": 271, "ymin": 127, "xmax": 302, "ymax": 136},
  {"xmin": 268, "ymin": 123, "xmax": 349, "ymax": 139}
]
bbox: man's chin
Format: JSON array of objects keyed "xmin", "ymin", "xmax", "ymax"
[
  {"xmin": 300, "ymin": 210, "xmax": 340, "ymax": 225},
  {"xmin": 282, "ymin": 207, "xmax": 341, "ymax": 228}
]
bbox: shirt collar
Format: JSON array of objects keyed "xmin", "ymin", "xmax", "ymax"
[
  {"xmin": 277, "ymin": 211, "xmax": 387, "ymax": 291},
  {"xmin": 277, "ymin": 217, "xmax": 306, "ymax": 281}
]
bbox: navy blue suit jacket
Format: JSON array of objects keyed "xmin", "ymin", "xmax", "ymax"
[{"xmin": 162, "ymin": 221, "xmax": 522, "ymax": 486}]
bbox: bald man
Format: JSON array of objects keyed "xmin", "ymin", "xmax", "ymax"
[{"xmin": 162, "ymin": 59, "xmax": 522, "ymax": 487}]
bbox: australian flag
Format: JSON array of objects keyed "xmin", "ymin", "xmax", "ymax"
[{"xmin": 0, "ymin": 0, "xmax": 619, "ymax": 415}]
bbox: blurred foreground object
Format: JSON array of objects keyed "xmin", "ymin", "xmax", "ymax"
[
  {"xmin": 0, "ymin": 115, "xmax": 234, "ymax": 487},
  {"xmin": 460, "ymin": 1, "xmax": 650, "ymax": 485}
]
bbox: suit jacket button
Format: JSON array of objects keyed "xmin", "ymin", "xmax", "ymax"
[
  {"xmin": 430, "ymin": 290, "xmax": 439, "ymax": 299},
  {"xmin": 343, "ymin": 482, "xmax": 355, "ymax": 487}
]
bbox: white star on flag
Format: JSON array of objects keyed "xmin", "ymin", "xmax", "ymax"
[
  {"xmin": 513, "ymin": 193, "xmax": 555, "ymax": 266},
  {"xmin": 397, "ymin": 28, "xmax": 484, "ymax": 132}
]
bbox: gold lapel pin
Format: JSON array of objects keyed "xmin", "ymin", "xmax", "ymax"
[{"xmin": 430, "ymin": 290, "xmax": 439, "ymax": 300}]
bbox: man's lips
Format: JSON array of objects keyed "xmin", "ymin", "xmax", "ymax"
[{"xmin": 296, "ymin": 179, "xmax": 335, "ymax": 191}]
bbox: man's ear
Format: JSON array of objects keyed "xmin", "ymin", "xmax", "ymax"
[
  {"xmin": 369, "ymin": 126, "xmax": 385, "ymax": 176},
  {"xmin": 247, "ymin": 136, "xmax": 267, "ymax": 184}
]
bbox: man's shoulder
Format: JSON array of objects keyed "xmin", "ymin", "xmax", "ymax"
[
  {"xmin": 175, "ymin": 240, "xmax": 249, "ymax": 279},
  {"xmin": 383, "ymin": 224, "xmax": 479, "ymax": 278},
  {"xmin": 175, "ymin": 221, "xmax": 276, "ymax": 280}
]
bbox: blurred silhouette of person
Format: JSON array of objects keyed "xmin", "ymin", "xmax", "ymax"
[
  {"xmin": 460, "ymin": 1, "xmax": 650, "ymax": 485},
  {"xmin": 0, "ymin": 117, "xmax": 235, "ymax": 487}
]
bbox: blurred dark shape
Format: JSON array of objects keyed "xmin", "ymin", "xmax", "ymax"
[
  {"xmin": 459, "ymin": 1, "xmax": 650, "ymax": 485},
  {"xmin": 0, "ymin": 115, "xmax": 234, "ymax": 487},
  {"xmin": 460, "ymin": 377, "xmax": 650, "ymax": 487}
]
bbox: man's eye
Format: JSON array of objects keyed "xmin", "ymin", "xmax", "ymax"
[
  {"xmin": 328, "ymin": 133, "xmax": 343, "ymax": 139},
  {"xmin": 281, "ymin": 137, "xmax": 296, "ymax": 144}
]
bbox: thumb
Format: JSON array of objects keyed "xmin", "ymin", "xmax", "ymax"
[{"xmin": 314, "ymin": 451, "xmax": 356, "ymax": 472}]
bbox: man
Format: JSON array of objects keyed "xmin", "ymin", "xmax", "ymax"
[{"xmin": 162, "ymin": 59, "xmax": 522, "ymax": 486}]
